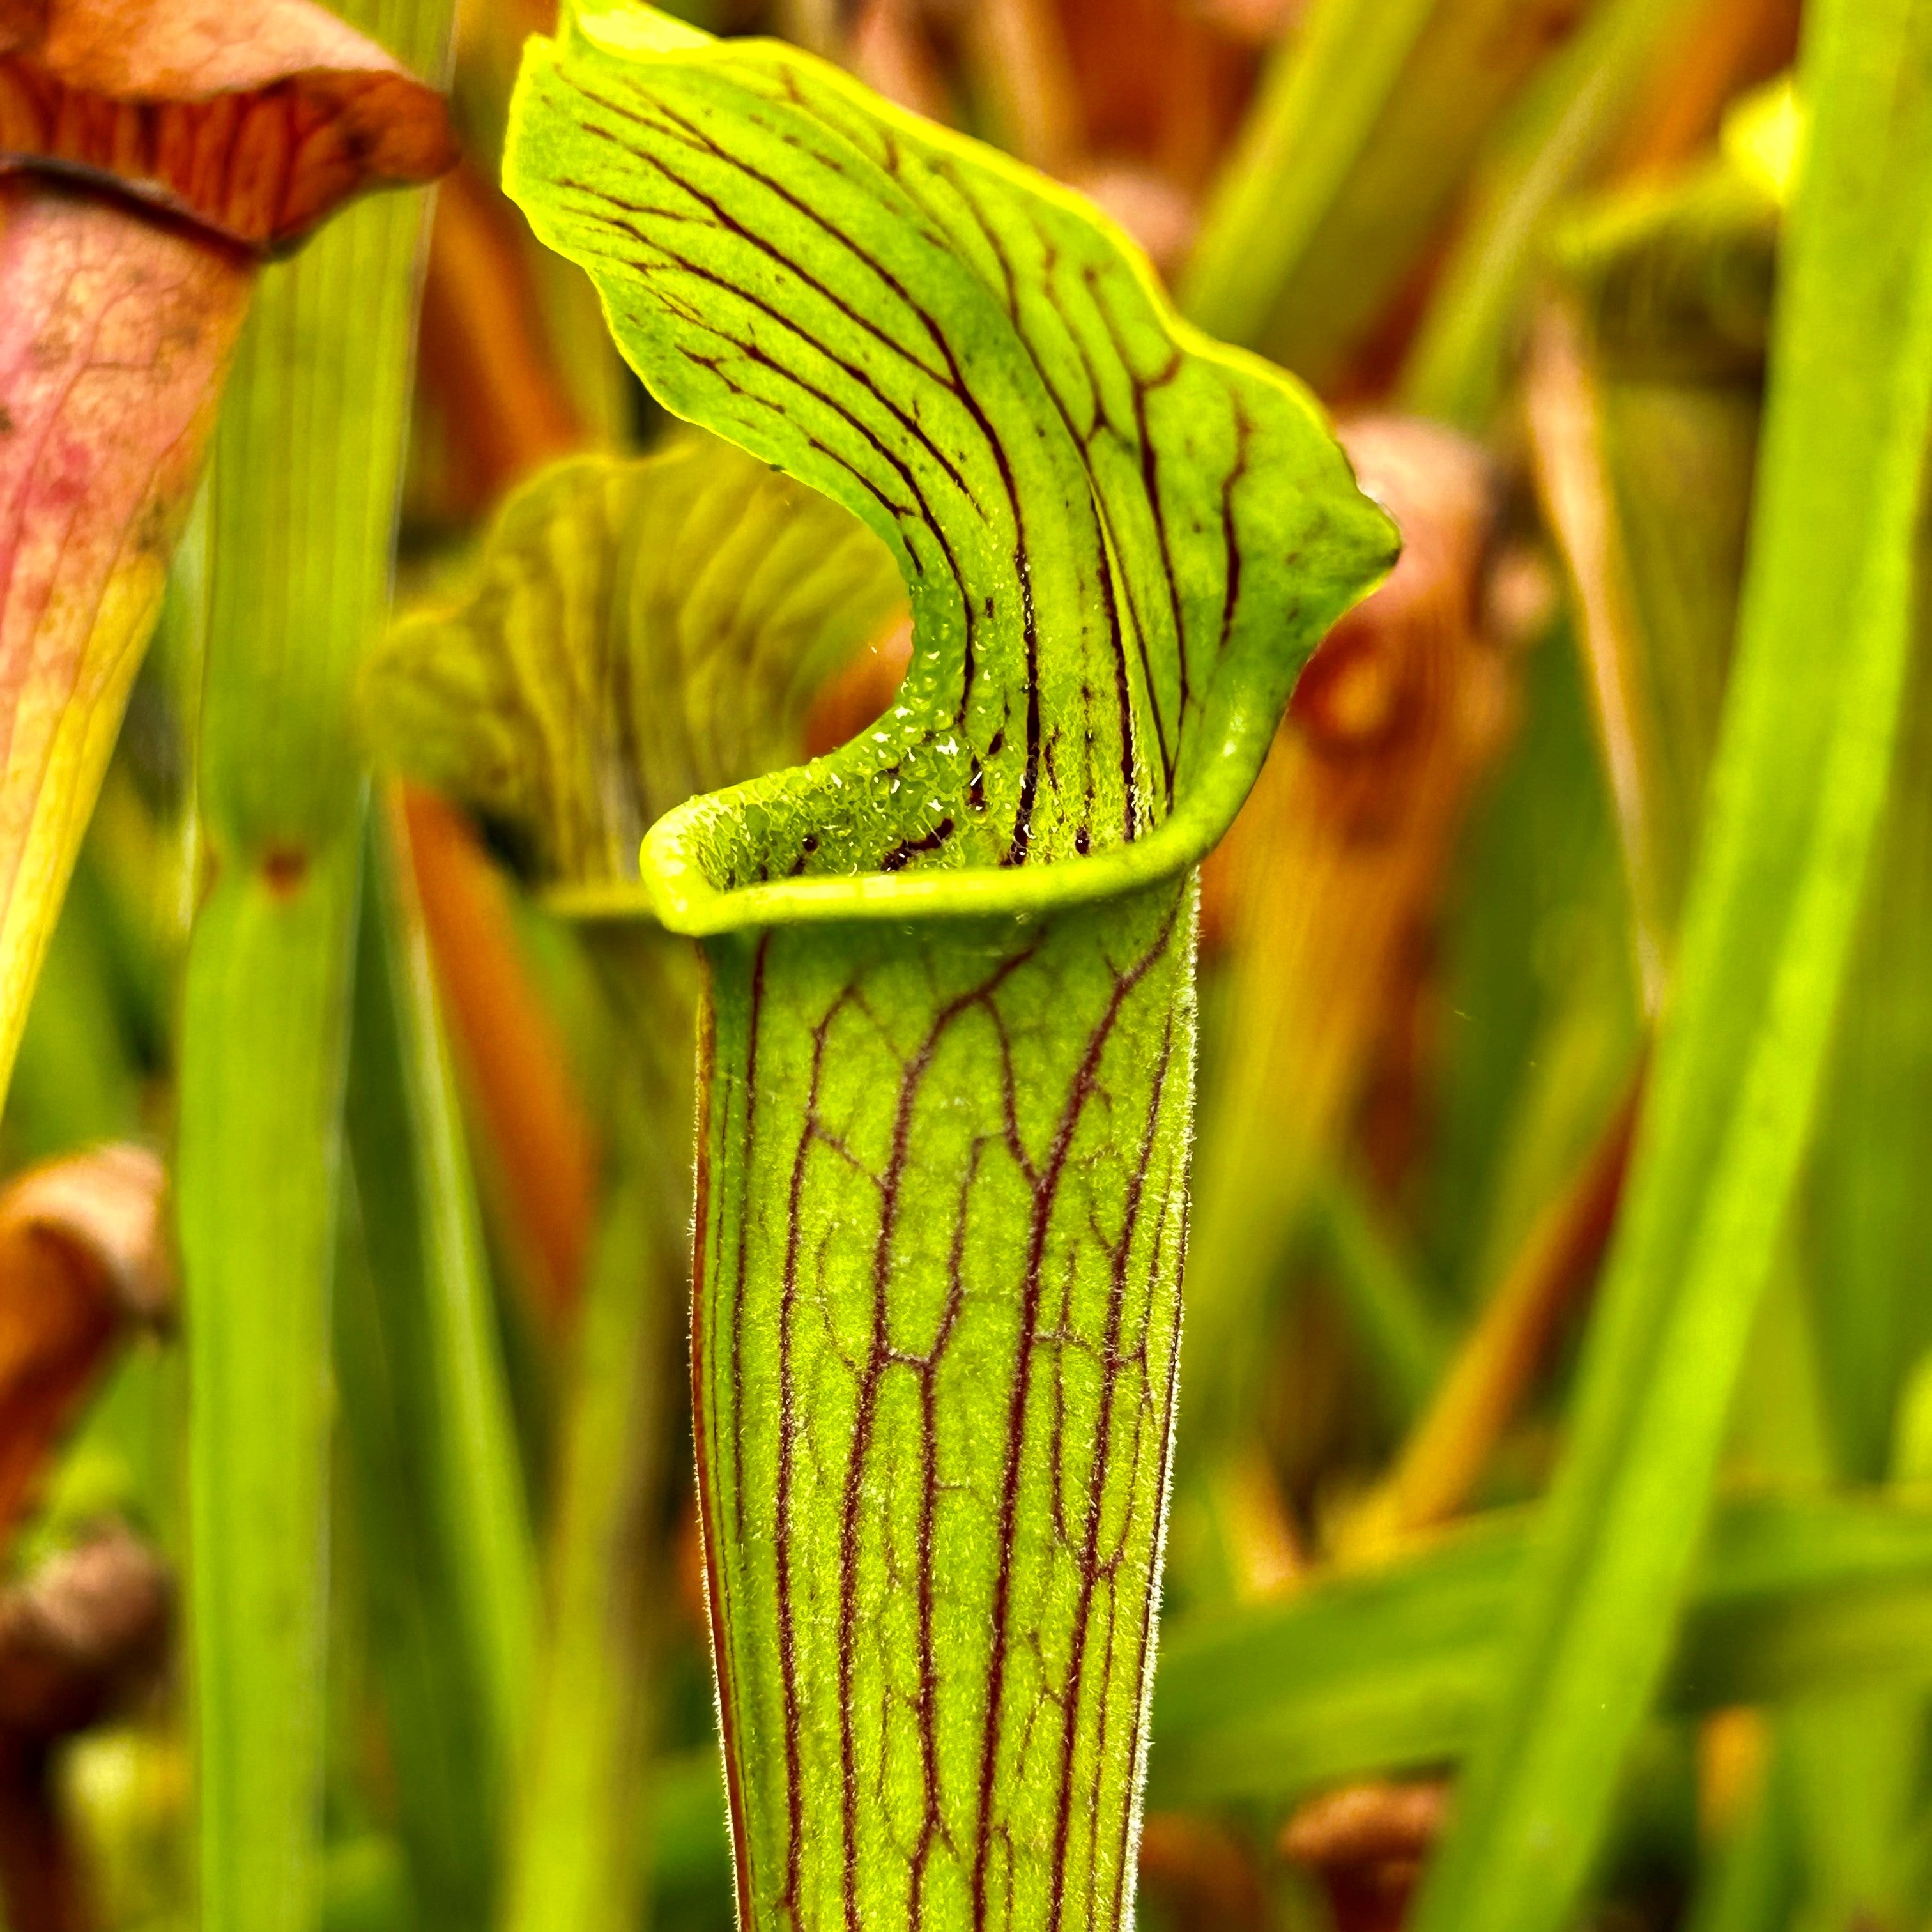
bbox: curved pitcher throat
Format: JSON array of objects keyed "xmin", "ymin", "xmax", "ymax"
[{"xmin": 693, "ymin": 879, "xmax": 1195, "ymax": 1932}]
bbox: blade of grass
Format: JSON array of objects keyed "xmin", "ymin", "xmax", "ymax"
[
  {"xmin": 1680, "ymin": 1740, "xmax": 1799, "ymax": 1932},
  {"xmin": 1421, "ymin": 604, "xmax": 1643, "ymax": 1320},
  {"xmin": 1400, "ymin": 0, "xmax": 1707, "ymax": 430},
  {"xmin": 1305, "ymin": 1169, "xmax": 1450, "ymax": 1428},
  {"xmin": 6, "ymin": 853, "xmax": 144, "ymax": 1162},
  {"xmin": 1148, "ymin": 1492, "xmax": 1932, "ymax": 1809},
  {"xmin": 500, "ymin": 1051, "xmax": 683, "ymax": 1932},
  {"xmin": 1528, "ymin": 156, "xmax": 1777, "ymax": 975},
  {"xmin": 337, "ymin": 797, "xmax": 537, "ymax": 1928},
  {"xmin": 1802, "ymin": 634, "xmax": 1932, "ymax": 1483},
  {"xmin": 1773, "ymin": 498, "xmax": 1932, "ymax": 1932},
  {"xmin": 176, "ymin": 8, "xmax": 454, "ymax": 1929},
  {"xmin": 1407, "ymin": 6, "xmax": 1932, "ymax": 1927},
  {"xmin": 398, "ymin": 787, "xmax": 599, "ymax": 1332},
  {"xmin": 1179, "ymin": 0, "xmax": 1581, "ymax": 376},
  {"xmin": 334, "ymin": 1194, "xmax": 493, "ymax": 1931}
]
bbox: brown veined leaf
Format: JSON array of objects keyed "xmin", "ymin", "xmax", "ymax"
[
  {"xmin": 0, "ymin": 0, "xmax": 454, "ymax": 1107},
  {"xmin": 0, "ymin": 0, "xmax": 457, "ymax": 254},
  {"xmin": 0, "ymin": 1144, "xmax": 169, "ymax": 1544}
]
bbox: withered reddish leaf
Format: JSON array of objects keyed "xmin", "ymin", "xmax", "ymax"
[
  {"xmin": 0, "ymin": 181, "xmax": 252, "ymax": 1098},
  {"xmin": 0, "ymin": 3, "xmax": 453, "ymax": 1105},
  {"xmin": 0, "ymin": 0, "xmax": 456, "ymax": 252},
  {"xmin": 0, "ymin": 1144, "xmax": 169, "ymax": 1542}
]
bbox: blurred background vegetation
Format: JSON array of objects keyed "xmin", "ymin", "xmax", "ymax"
[{"xmin": 15, "ymin": 0, "xmax": 1932, "ymax": 1929}]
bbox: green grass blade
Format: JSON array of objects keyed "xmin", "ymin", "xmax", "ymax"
[
  {"xmin": 178, "ymin": 8, "xmax": 453, "ymax": 1928},
  {"xmin": 1177, "ymin": 0, "xmax": 1434, "ymax": 349},
  {"xmin": 1307, "ymin": 1169, "xmax": 1449, "ymax": 1426},
  {"xmin": 335, "ymin": 1188, "xmax": 494, "ymax": 1931},
  {"xmin": 1147, "ymin": 1492, "xmax": 1932, "ymax": 1809},
  {"xmin": 1802, "ymin": 645, "xmax": 1932, "ymax": 1481},
  {"xmin": 7, "ymin": 852, "xmax": 145, "ymax": 1160},
  {"xmin": 358, "ymin": 804, "xmax": 538, "ymax": 1768},
  {"xmin": 1407, "ymin": 6, "xmax": 1932, "ymax": 1927},
  {"xmin": 1399, "ymin": 0, "xmax": 1705, "ymax": 430},
  {"xmin": 1179, "ymin": 0, "xmax": 1576, "ymax": 382},
  {"xmin": 180, "ymin": 833, "xmax": 365, "ymax": 1932},
  {"xmin": 501, "ymin": 1050, "xmax": 684, "ymax": 1932},
  {"xmin": 1680, "ymin": 1743, "xmax": 1799, "ymax": 1932},
  {"xmin": 337, "ymin": 805, "xmax": 537, "ymax": 1927}
]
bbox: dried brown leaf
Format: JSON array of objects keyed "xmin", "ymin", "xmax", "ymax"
[
  {"xmin": 0, "ymin": 1522, "xmax": 171, "ymax": 1932},
  {"xmin": 0, "ymin": 1145, "xmax": 168, "ymax": 1541},
  {"xmin": 0, "ymin": 1521, "xmax": 169, "ymax": 1738},
  {"xmin": 1281, "ymin": 1781, "xmax": 1448, "ymax": 1932}
]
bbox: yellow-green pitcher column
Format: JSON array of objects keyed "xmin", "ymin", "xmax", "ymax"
[
  {"xmin": 176, "ymin": 6, "xmax": 456, "ymax": 1929},
  {"xmin": 693, "ymin": 886, "xmax": 1196, "ymax": 1932}
]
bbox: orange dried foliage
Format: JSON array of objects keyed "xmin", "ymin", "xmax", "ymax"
[
  {"xmin": 1054, "ymin": 0, "xmax": 1258, "ymax": 193},
  {"xmin": 0, "ymin": 1146, "xmax": 168, "ymax": 1545},
  {"xmin": 0, "ymin": 0, "xmax": 456, "ymax": 253},
  {"xmin": 401, "ymin": 786, "xmax": 598, "ymax": 1331},
  {"xmin": 418, "ymin": 158, "xmax": 586, "ymax": 511}
]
